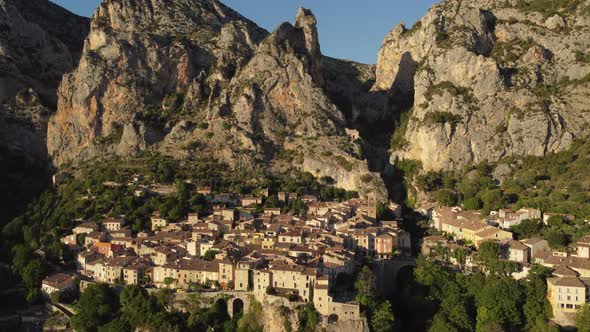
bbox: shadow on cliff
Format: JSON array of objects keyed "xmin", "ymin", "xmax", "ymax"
[{"xmin": 323, "ymin": 53, "xmax": 417, "ymax": 204}]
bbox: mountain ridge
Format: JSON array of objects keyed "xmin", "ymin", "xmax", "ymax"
[
  {"xmin": 46, "ymin": 0, "xmax": 389, "ymax": 199},
  {"xmin": 375, "ymin": 0, "xmax": 590, "ymax": 173},
  {"xmin": 2, "ymin": 0, "xmax": 590, "ymax": 211},
  {"xmin": 0, "ymin": 0, "xmax": 90, "ymax": 220}
]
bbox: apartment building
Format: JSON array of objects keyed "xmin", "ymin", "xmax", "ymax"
[{"xmin": 547, "ymin": 277, "xmax": 590, "ymax": 314}]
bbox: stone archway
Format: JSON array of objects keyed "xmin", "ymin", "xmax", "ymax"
[
  {"xmin": 232, "ymin": 298, "xmax": 244, "ymax": 318},
  {"xmin": 328, "ymin": 313, "xmax": 339, "ymax": 324},
  {"xmin": 374, "ymin": 258, "xmax": 416, "ymax": 298},
  {"xmin": 226, "ymin": 294, "xmax": 251, "ymax": 318}
]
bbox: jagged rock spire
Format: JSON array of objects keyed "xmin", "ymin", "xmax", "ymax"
[{"xmin": 294, "ymin": 7, "xmax": 324, "ymax": 87}]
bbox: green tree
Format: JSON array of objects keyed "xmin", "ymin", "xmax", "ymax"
[
  {"xmin": 577, "ymin": 304, "xmax": 590, "ymax": 332},
  {"xmin": 416, "ymin": 257, "xmax": 475, "ymax": 331},
  {"xmin": 416, "ymin": 171, "xmax": 443, "ymax": 192},
  {"xmin": 452, "ymin": 247, "xmax": 468, "ymax": 268},
  {"xmin": 544, "ymin": 229, "xmax": 568, "ymax": 248},
  {"xmin": 46, "ymin": 241, "xmax": 64, "ymax": 264},
  {"xmin": 119, "ymin": 285, "xmax": 155, "ymax": 328},
  {"xmin": 415, "ymin": 256, "xmax": 448, "ymax": 287},
  {"xmin": 463, "ymin": 197, "xmax": 482, "ymax": 210},
  {"xmin": 429, "ymin": 313, "xmax": 459, "ymax": 332},
  {"xmin": 478, "ymin": 190, "xmax": 507, "ymax": 214},
  {"xmin": 238, "ymin": 298, "xmax": 264, "ymax": 332},
  {"xmin": 22, "ymin": 258, "xmax": 47, "ymax": 302},
  {"xmin": 153, "ymin": 288, "xmax": 175, "ymax": 311},
  {"xmin": 475, "ymin": 277, "xmax": 523, "ymax": 331},
  {"xmin": 475, "ymin": 242, "xmax": 502, "ymax": 273},
  {"xmin": 371, "ymin": 300, "xmax": 395, "ymax": 332},
  {"xmin": 458, "ymin": 179, "xmax": 479, "ymax": 201},
  {"xmin": 119, "ymin": 285, "xmax": 180, "ymax": 331},
  {"xmin": 202, "ymin": 250, "xmax": 219, "ymax": 261},
  {"xmin": 510, "ymin": 219, "xmax": 543, "ymax": 239},
  {"xmin": 97, "ymin": 318, "xmax": 132, "ymax": 332},
  {"xmin": 546, "ymin": 215, "xmax": 566, "ymax": 228},
  {"xmin": 476, "ymin": 242, "xmax": 516, "ymax": 276},
  {"xmin": 163, "ymin": 277, "xmax": 175, "ymax": 288},
  {"xmin": 521, "ymin": 266, "xmax": 553, "ymax": 330},
  {"xmin": 434, "ymin": 189, "xmax": 457, "ymax": 206},
  {"xmin": 11, "ymin": 244, "xmax": 32, "ymax": 274},
  {"xmin": 355, "ymin": 266, "xmax": 377, "ymax": 310},
  {"xmin": 297, "ymin": 303, "xmax": 320, "ymax": 332},
  {"xmin": 188, "ymin": 298, "xmax": 229, "ymax": 331},
  {"xmin": 71, "ymin": 284, "xmax": 119, "ymax": 332}
]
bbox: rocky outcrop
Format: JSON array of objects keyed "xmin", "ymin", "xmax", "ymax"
[
  {"xmin": 260, "ymin": 295, "xmax": 369, "ymax": 332},
  {"xmin": 325, "ymin": 319, "xmax": 369, "ymax": 332},
  {"xmin": 0, "ymin": 0, "xmax": 89, "ymax": 218},
  {"xmin": 47, "ymin": 0, "xmax": 387, "ymax": 199},
  {"xmin": 0, "ymin": 0, "xmax": 89, "ymax": 163},
  {"xmin": 47, "ymin": 0, "xmax": 267, "ymax": 165},
  {"xmin": 375, "ymin": 0, "xmax": 590, "ymax": 171}
]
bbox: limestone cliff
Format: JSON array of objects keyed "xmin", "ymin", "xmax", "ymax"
[
  {"xmin": 0, "ymin": 0, "xmax": 88, "ymax": 162},
  {"xmin": 0, "ymin": 0, "xmax": 89, "ymax": 218},
  {"xmin": 374, "ymin": 0, "xmax": 590, "ymax": 171},
  {"xmin": 47, "ymin": 0, "xmax": 387, "ymax": 199}
]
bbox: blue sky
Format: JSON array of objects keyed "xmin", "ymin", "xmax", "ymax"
[{"xmin": 50, "ymin": 0, "xmax": 439, "ymax": 64}]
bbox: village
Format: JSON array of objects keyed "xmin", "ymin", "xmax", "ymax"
[
  {"xmin": 422, "ymin": 205, "xmax": 590, "ymax": 326},
  {"xmin": 37, "ymin": 171, "xmax": 590, "ymax": 328},
  {"xmin": 40, "ymin": 177, "xmax": 412, "ymax": 324}
]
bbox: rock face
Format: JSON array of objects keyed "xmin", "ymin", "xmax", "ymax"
[
  {"xmin": 9, "ymin": 0, "xmax": 590, "ymax": 203},
  {"xmin": 0, "ymin": 0, "xmax": 89, "ymax": 158},
  {"xmin": 0, "ymin": 0, "xmax": 89, "ymax": 217},
  {"xmin": 374, "ymin": 0, "xmax": 590, "ymax": 171},
  {"xmin": 47, "ymin": 0, "xmax": 387, "ymax": 199}
]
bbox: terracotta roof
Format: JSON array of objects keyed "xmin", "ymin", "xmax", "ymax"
[
  {"xmin": 43, "ymin": 273, "xmax": 75, "ymax": 288},
  {"xmin": 544, "ymin": 256, "xmax": 590, "ymax": 271},
  {"xmin": 507, "ymin": 240, "xmax": 528, "ymax": 251},
  {"xmin": 163, "ymin": 258, "xmax": 219, "ymax": 272},
  {"xmin": 270, "ymin": 263, "xmax": 305, "ymax": 273},
  {"xmin": 522, "ymin": 238, "xmax": 546, "ymax": 245},
  {"xmin": 553, "ymin": 265, "xmax": 579, "ymax": 277},
  {"xmin": 105, "ymin": 255, "xmax": 137, "ymax": 267},
  {"xmin": 476, "ymin": 227, "xmax": 507, "ymax": 238},
  {"xmin": 548, "ymin": 277, "xmax": 588, "ymax": 288}
]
